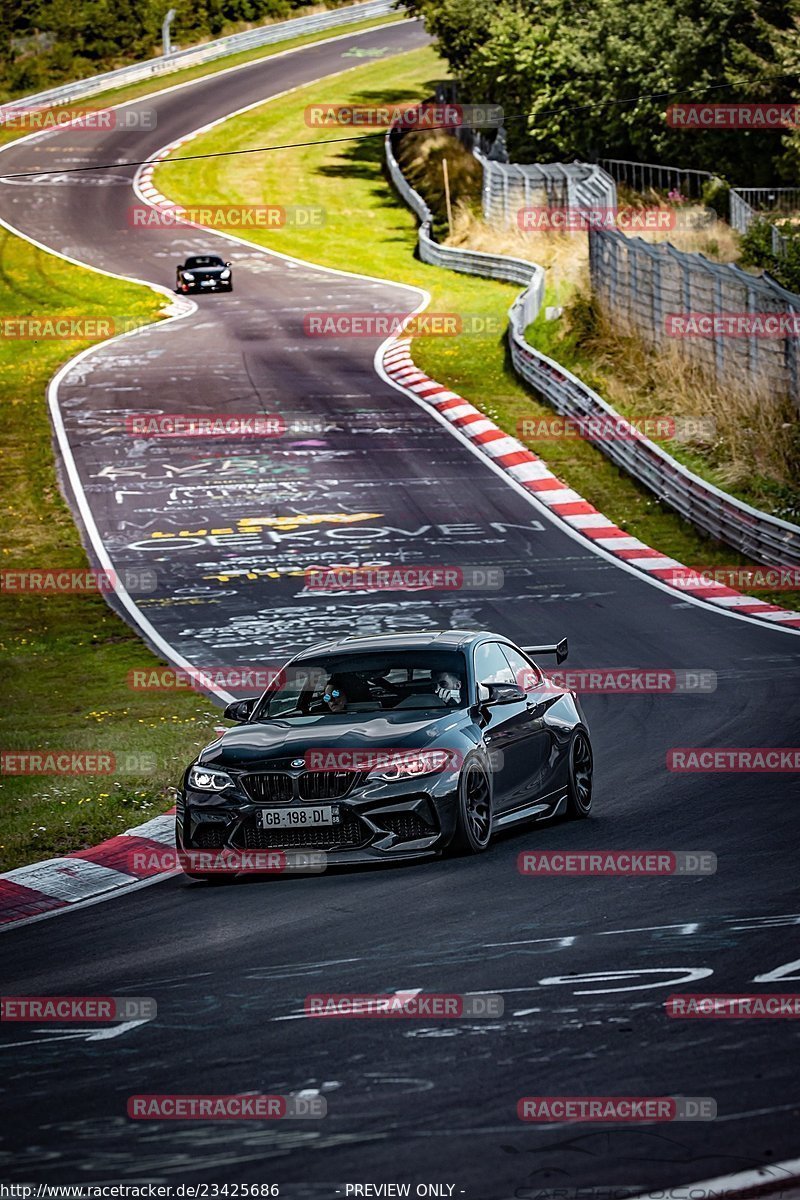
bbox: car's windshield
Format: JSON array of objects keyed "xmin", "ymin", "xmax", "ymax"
[
  {"xmin": 253, "ymin": 650, "xmax": 468, "ymax": 721},
  {"xmin": 185, "ymin": 255, "xmax": 223, "ymax": 268}
]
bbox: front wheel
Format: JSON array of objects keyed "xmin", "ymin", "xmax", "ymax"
[
  {"xmin": 450, "ymin": 758, "xmax": 493, "ymax": 854},
  {"xmin": 566, "ymin": 729, "xmax": 593, "ymax": 818}
]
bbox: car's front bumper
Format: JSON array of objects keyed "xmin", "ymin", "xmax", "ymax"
[
  {"xmin": 178, "ymin": 279, "xmax": 230, "ymax": 292},
  {"xmin": 177, "ymin": 770, "xmax": 461, "ymax": 869}
]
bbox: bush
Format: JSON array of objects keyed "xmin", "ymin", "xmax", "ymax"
[
  {"xmin": 701, "ymin": 177, "xmax": 731, "ymax": 222},
  {"xmin": 740, "ymin": 217, "xmax": 800, "ymax": 294}
]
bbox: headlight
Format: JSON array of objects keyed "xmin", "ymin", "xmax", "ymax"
[
  {"xmin": 188, "ymin": 764, "xmax": 234, "ymax": 792},
  {"xmin": 220, "ymin": 269, "xmax": 231, "ymax": 279},
  {"xmin": 182, "ymin": 272, "xmax": 195, "ymax": 281},
  {"xmin": 368, "ymin": 749, "xmax": 453, "ymax": 781}
]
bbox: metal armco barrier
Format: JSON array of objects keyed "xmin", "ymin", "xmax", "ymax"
[
  {"xmin": 385, "ymin": 127, "xmax": 800, "ymax": 567},
  {"xmin": 385, "ymin": 127, "xmax": 546, "ymax": 306},
  {"xmin": 0, "ymin": 0, "xmax": 395, "ymax": 117}
]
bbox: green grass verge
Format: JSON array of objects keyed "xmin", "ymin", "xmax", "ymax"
[
  {"xmin": 155, "ymin": 44, "xmax": 800, "ymax": 612},
  {"xmin": 0, "ymin": 11, "xmax": 406, "ymax": 150},
  {"xmin": 0, "ymin": 15, "xmax": 411, "ymax": 874},
  {"xmin": 0, "ymin": 235, "xmax": 220, "ymax": 872}
]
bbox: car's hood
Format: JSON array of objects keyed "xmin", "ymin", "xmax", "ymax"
[
  {"xmin": 184, "ymin": 265, "xmax": 225, "ymax": 275},
  {"xmin": 199, "ymin": 710, "xmax": 473, "ymax": 771}
]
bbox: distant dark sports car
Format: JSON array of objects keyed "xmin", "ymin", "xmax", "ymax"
[
  {"xmin": 176, "ymin": 630, "xmax": 593, "ymax": 878},
  {"xmin": 175, "ymin": 254, "xmax": 232, "ymax": 293}
]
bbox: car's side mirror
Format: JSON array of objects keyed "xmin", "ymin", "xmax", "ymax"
[
  {"xmin": 225, "ymin": 261, "xmax": 232, "ymax": 267},
  {"xmin": 480, "ymin": 682, "xmax": 527, "ymax": 705},
  {"xmin": 223, "ymin": 697, "xmax": 258, "ymax": 723}
]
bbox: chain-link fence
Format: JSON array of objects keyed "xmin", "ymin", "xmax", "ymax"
[
  {"xmin": 473, "ymin": 154, "xmax": 617, "ymax": 226},
  {"xmin": 588, "ymin": 226, "xmax": 800, "ymax": 407},
  {"xmin": 384, "ymin": 124, "xmax": 800, "ymax": 565}
]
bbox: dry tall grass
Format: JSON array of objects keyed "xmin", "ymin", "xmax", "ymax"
[
  {"xmin": 566, "ymin": 292, "xmax": 800, "ymax": 498},
  {"xmin": 446, "ymin": 204, "xmax": 589, "ymax": 293},
  {"xmin": 394, "ymin": 127, "xmax": 799, "ymax": 514}
]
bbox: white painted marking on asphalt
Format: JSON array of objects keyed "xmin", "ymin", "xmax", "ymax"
[
  {"xmin": 273, "ymin": 987, "xmax": 423, "ymax": 1021},
  {"xmin": 623, "ymin": 1156, "xmax": 800, "ymax": 1200},
  {"xmin": 0, "ymin": 1020, "xmax": 149, "ymax": 1047},
  {"xmin": 85, "ymin": 1018, "xmax": 151, "ymax": 1040},
  {"xmin": 483, "ymin": 936, "xmax": 577, "ymax": 948},
  {"xmin": 539, "ymin": 967, "xmax": 714, "ymax": 993},
  {"xmin": 752, "ymin": 957, "xmax": 800, "ymax": 982},
  {"xmin": 598, "ymin": 922, "xmax": 701, "ymax": 936}
]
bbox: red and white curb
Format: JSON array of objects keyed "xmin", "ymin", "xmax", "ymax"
[
  {"xmin": 382, "ymin": 337, "xmax": 800, "ymax": 631},
  {"xmin": 0, "ymin": 810, "xmax": 177, "ymax": 930},
  {"xmin": 137, "ymin": 140, "xmax": 190, "ymax": 212}
]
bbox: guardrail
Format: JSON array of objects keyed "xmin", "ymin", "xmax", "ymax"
[
  {"xmin": 385, "ymin": 127, "xmax": 545, "ymax": 312},
  {"xmin": 0, "ymin": 0, "xmax": 396, "ymax": 117},
  {"xmin": 384, "ymin": 126, "xmax": 800, "ymax": 567}
]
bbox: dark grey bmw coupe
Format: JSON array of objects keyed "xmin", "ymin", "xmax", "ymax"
[{"xmin": 177, "ymin": 630, "xmax": 592, "ymax": 877}]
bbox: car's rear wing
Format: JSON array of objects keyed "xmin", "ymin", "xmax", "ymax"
[{"xmin": 522, "ymin": 638, "xmax": 568, "ymax": 664}]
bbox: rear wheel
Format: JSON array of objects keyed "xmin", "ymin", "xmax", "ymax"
[
  {"xmin": 566, "ymin": 729, "xmax": 593, "ymax": 818},
  {"xmin": 451, "ymin": 758, "xmax": 493, "ymax": 853}
]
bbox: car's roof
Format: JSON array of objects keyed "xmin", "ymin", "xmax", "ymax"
[{"xmin": 293, "ymin": 630, "xmax": 506, "ymax": 658}]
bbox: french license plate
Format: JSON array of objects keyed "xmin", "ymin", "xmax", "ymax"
[
  {"xmin": 201, "ymin": 280, "xmax": 215, "ymax": 287},
  {"xmin": 256, "ymin": 806, "xmax": 339, "ymax": 829}
]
